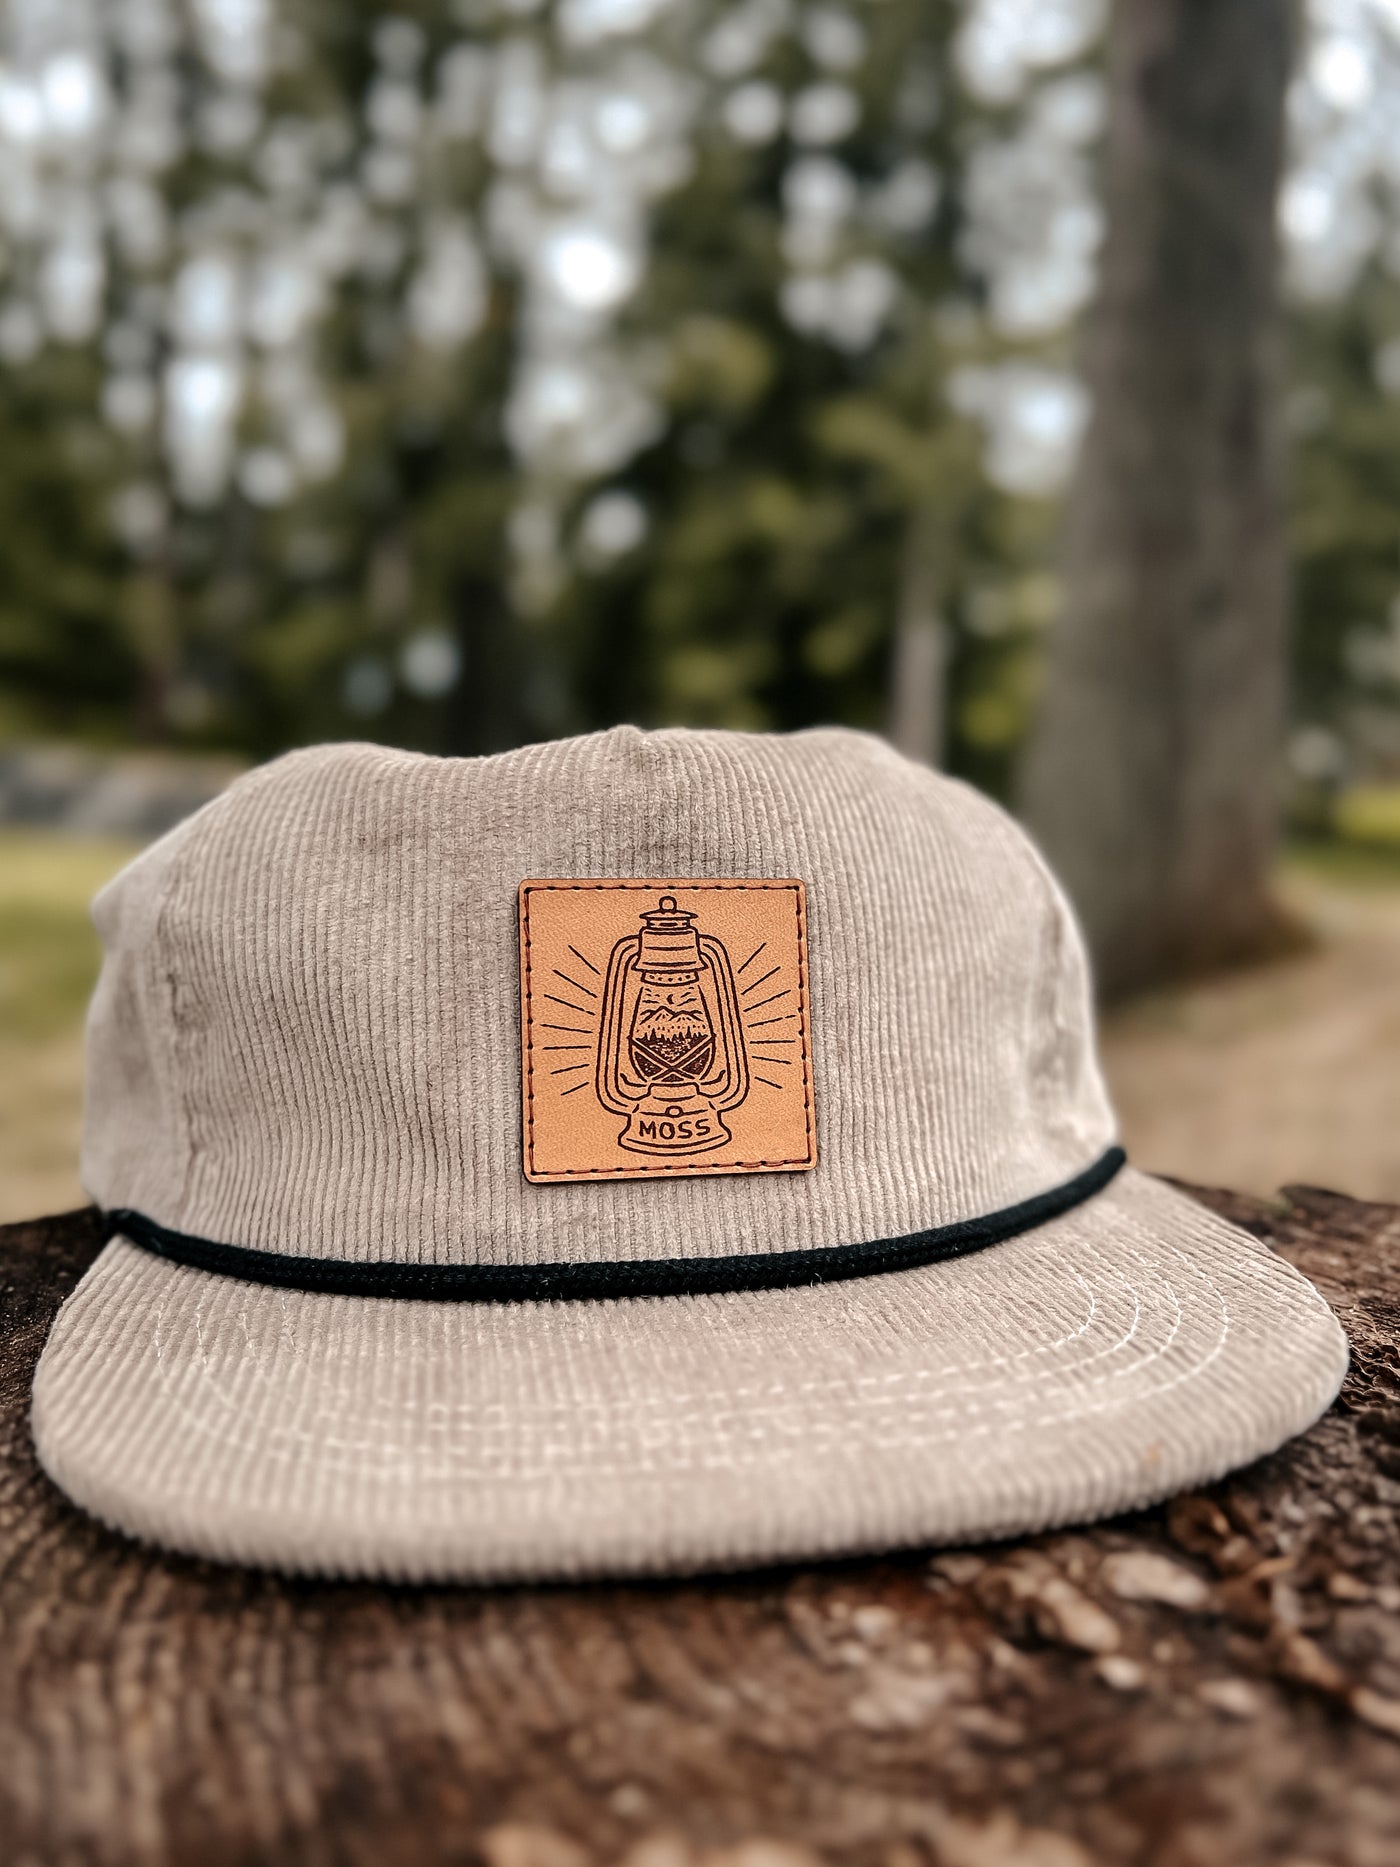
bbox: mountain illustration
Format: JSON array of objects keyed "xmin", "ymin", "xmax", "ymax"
[{"xmin": 630, "ymin": 1002, "xmax": 714, "ymax": 1076}]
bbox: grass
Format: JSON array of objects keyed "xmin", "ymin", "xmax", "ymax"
[
  {"xmin": 0, "ymin": 830, "xmax": 140, "ymax": 1222},
  {"xmin": 1283, "ymin": 784, "xmax": 1400, "ymax": 888},
  {"xmin": 1334, "ymin": 783, "xmax": 1400, "ymax": 846},
  {"xmin": 1288, "ymin": 833, "xmax": 1400, "ymax": 889},
  {"xmin": 0, "ymin": 831, "xmax": 141, "ymax": 1039}
]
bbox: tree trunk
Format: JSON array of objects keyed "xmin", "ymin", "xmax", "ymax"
[
  {"xmin": 1019, "ymin": 0, "xmax": 1294, "ymax": 1000},
  {"xmin": 3, "ymin": 1184, "xmax": 1399, "ymax": 1864},
  {"xmin": 887, "ymin": 513, "xmax": 948, "ymax": 768},
  {"xmin": 444, "ymin": 570, "xmax": 536, "ymax": 756}
]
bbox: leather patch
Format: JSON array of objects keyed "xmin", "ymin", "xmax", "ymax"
[{"xmin": 519, "ymin": 880, "xmax": 816, "ymax": 1183}]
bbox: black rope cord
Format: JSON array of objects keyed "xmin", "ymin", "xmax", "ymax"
[{"xmin": 104, "ymin": 1145, "xmax": 1126, "ymax": 1304}]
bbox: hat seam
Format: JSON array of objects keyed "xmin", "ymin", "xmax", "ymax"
[
  {"xmin": 125, "ymin": 1233, "xmax": 1227, "ymax": 1482},
  {"xmin": 152, "ymin": 810, "xmax": 198, "ymax": 1230}
]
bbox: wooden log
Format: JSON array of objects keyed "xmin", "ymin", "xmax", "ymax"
[{"xmin": 2, "ymin": 1184, "xmax": 1398, "ymax": 1867}]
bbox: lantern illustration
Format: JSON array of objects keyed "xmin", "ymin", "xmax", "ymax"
[{"xmin": 596, "ymin": 895, "xmax": 750, "ymax": 1155}]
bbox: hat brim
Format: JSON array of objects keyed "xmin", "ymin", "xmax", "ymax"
[{"xmin": 31, "ymin": 1169, "xmax": 1347, "ymax": 1582}]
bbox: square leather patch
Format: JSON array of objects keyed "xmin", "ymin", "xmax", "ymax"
[{"xmin": 519, "ymin": 879, "xmax": 816, "ymax": 1183}]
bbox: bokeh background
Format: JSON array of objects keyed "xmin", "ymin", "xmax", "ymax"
[{"xmin": 2, "ymin": 0, "xmax": 1399, "ymax": 1221}]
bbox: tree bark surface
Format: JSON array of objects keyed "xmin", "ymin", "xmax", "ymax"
[
  {"xmin": 1020, "ymin": 0, "xmax": 1294, "ymax": 999},
  {"xmin": 2, "ymin": 1185, "xmax": 1398, "ymax": 1867}
]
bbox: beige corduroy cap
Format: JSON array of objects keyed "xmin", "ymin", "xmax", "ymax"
[{"xmin": 32, "ymin": 727, "xmax": 1347, "ymax": 1581}]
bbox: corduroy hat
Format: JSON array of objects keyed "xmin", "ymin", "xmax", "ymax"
[{"xmin": 33, "ymin": 727, "xmax": 1347, "ymax": 1581}]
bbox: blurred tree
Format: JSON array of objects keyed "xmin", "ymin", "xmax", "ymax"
[
  {"xmin": 1288, "ymin": 266, "xmax": 1400, "ymax": 807},
  {"xmin": 1020, "ymin": 0, "xmax": 1296, "ymax": 997},
  {"xmin": 0, "ymin": 0, "xmax": 1096, "ymax": 784},
  {"xmin": 549, "ymin": 0, "xmax": 992, "ymax": 749},
  {"xmin": 0, "ymin": 352, "xmax": 136, "ymax": 741},
  {"xmin": 524, "ymin": 0, "xmax": 1100, "ymax": 785},
  {"xmin": 6, "ymin": 0, "xmax": 1400, "ymax": 893}
]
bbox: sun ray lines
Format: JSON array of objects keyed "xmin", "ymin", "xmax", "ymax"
[
  {"xmin": 552, "ymin": 969, "xmax": 597, "ymax": 999},
  {"xmin": 741, "ymin": 965, "xmax": 780, "ymax": 996},
  {"xmin": 544, "ymin": 993, "xmax": 593, "ymax": 1016}
]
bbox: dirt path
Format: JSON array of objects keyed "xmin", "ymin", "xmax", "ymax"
[{"xmin": 1103, "ymin": 869, "xmax": 1400, "ymax": 1200}]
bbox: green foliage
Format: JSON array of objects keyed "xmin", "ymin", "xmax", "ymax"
[
  {"xmin": 543, "ymin": 0, "xmax": 1049, "ymax": 765},
  {"xmin": 0, "ymin": 0, "xmax": 1123, "ymax": 797},
  {"xmin": 0, "ymin": 360, "xmax": 137, "ymax": 741},
  {"xmin": 1289, "ymin": 264, "xmax": 1400, "ymax": 775}
]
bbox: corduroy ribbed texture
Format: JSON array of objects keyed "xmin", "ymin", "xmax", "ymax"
[
  {"xmin": 76, "ymin": 727, "xmax": 1115, "ymax": 1264},
  {"xmin": 32, "ymin": 727, "xmax": 1349, "ymax": 1580}
]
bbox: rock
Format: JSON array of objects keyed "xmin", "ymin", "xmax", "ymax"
[
  {"xmin": 930, "ymin": 1811, "xmax": 1096, "ymax": 1867},
  {"xmin": 619, "ymin": 1838, "xmax": 694, "ymax": 1867},
  {"xmin": 1095, "ymin": 1655, "xmax": 1146, "ymax": 1692},
  {"xmin": 1326, "ymin": 1572, "xmax": 1369, "ymax": 1601},
  {"xmin": 705, "ymin": 1844, "xmax": 827, "ymax": 1867},
  {"xmin": 1032, "ymin": 1578, "xmax": 1122, "ymax": 1654},
  {"xmin": 930, "ymin": 1553, "xmax": 986, "ymax": 1586},
  {"xmin": 955, "ymin": 1707, "xmax": 1026, "ymax": 1746},
  {"xmin": 609, "ymin": 1785, "xmax": 652, "ymax": 1820},
  {"xmin": 850, "ymin": 1604, "xmax": 896, "ymax": 1641},
  {"xmin": 1102, "ymin": 1551, "xmax": 1213, "ymax": 1611},
  {"xmin": 481, "ymin": 1826, "xmax": 593, "ymax": 1867},
  {"xmin": 1197, "ymin": 1678, "xmax": 1261, "ymax": 1719},
  {"xmin": 1350, "ymin": 1687, "xmax": 1400, "ymax": 1741},
  {"xmin": 1165, "ymin": 1494, "xmax": 1233, "ymax": 1558},
  {"xmin": 1271, "ymin": 1630, "xmax": 1349, "ymax": 1697},
  {"xmin": 848, "ymin": 1670, "xmax": 951, "ymax": 1731},
  {"xmin": 976, "ymin": 1558, "xmax": 1121, "ymax": 1653}
]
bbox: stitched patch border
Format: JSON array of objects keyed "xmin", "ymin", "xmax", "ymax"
[{"xmin": 519, "ymin": 879, "xmax": 817, "ymax": 1184}]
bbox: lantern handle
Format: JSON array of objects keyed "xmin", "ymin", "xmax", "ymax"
[
  {"xmin": 698, "ymin": 933, "xmax": 750, "ymax": 1113},
  {"xmin": 594, "ymin": 932, "xmax": 641, "ymax": 1114}
]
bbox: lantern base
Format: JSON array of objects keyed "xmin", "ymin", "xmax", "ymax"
[{"xmin": 617, "ymin": 1093, "xmax": 731, "ymax": 1156}]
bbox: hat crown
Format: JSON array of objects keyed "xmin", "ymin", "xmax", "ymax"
[{"xmin": 82, "ymin": 726, "xmax": 1114, "ymax": 1265}]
